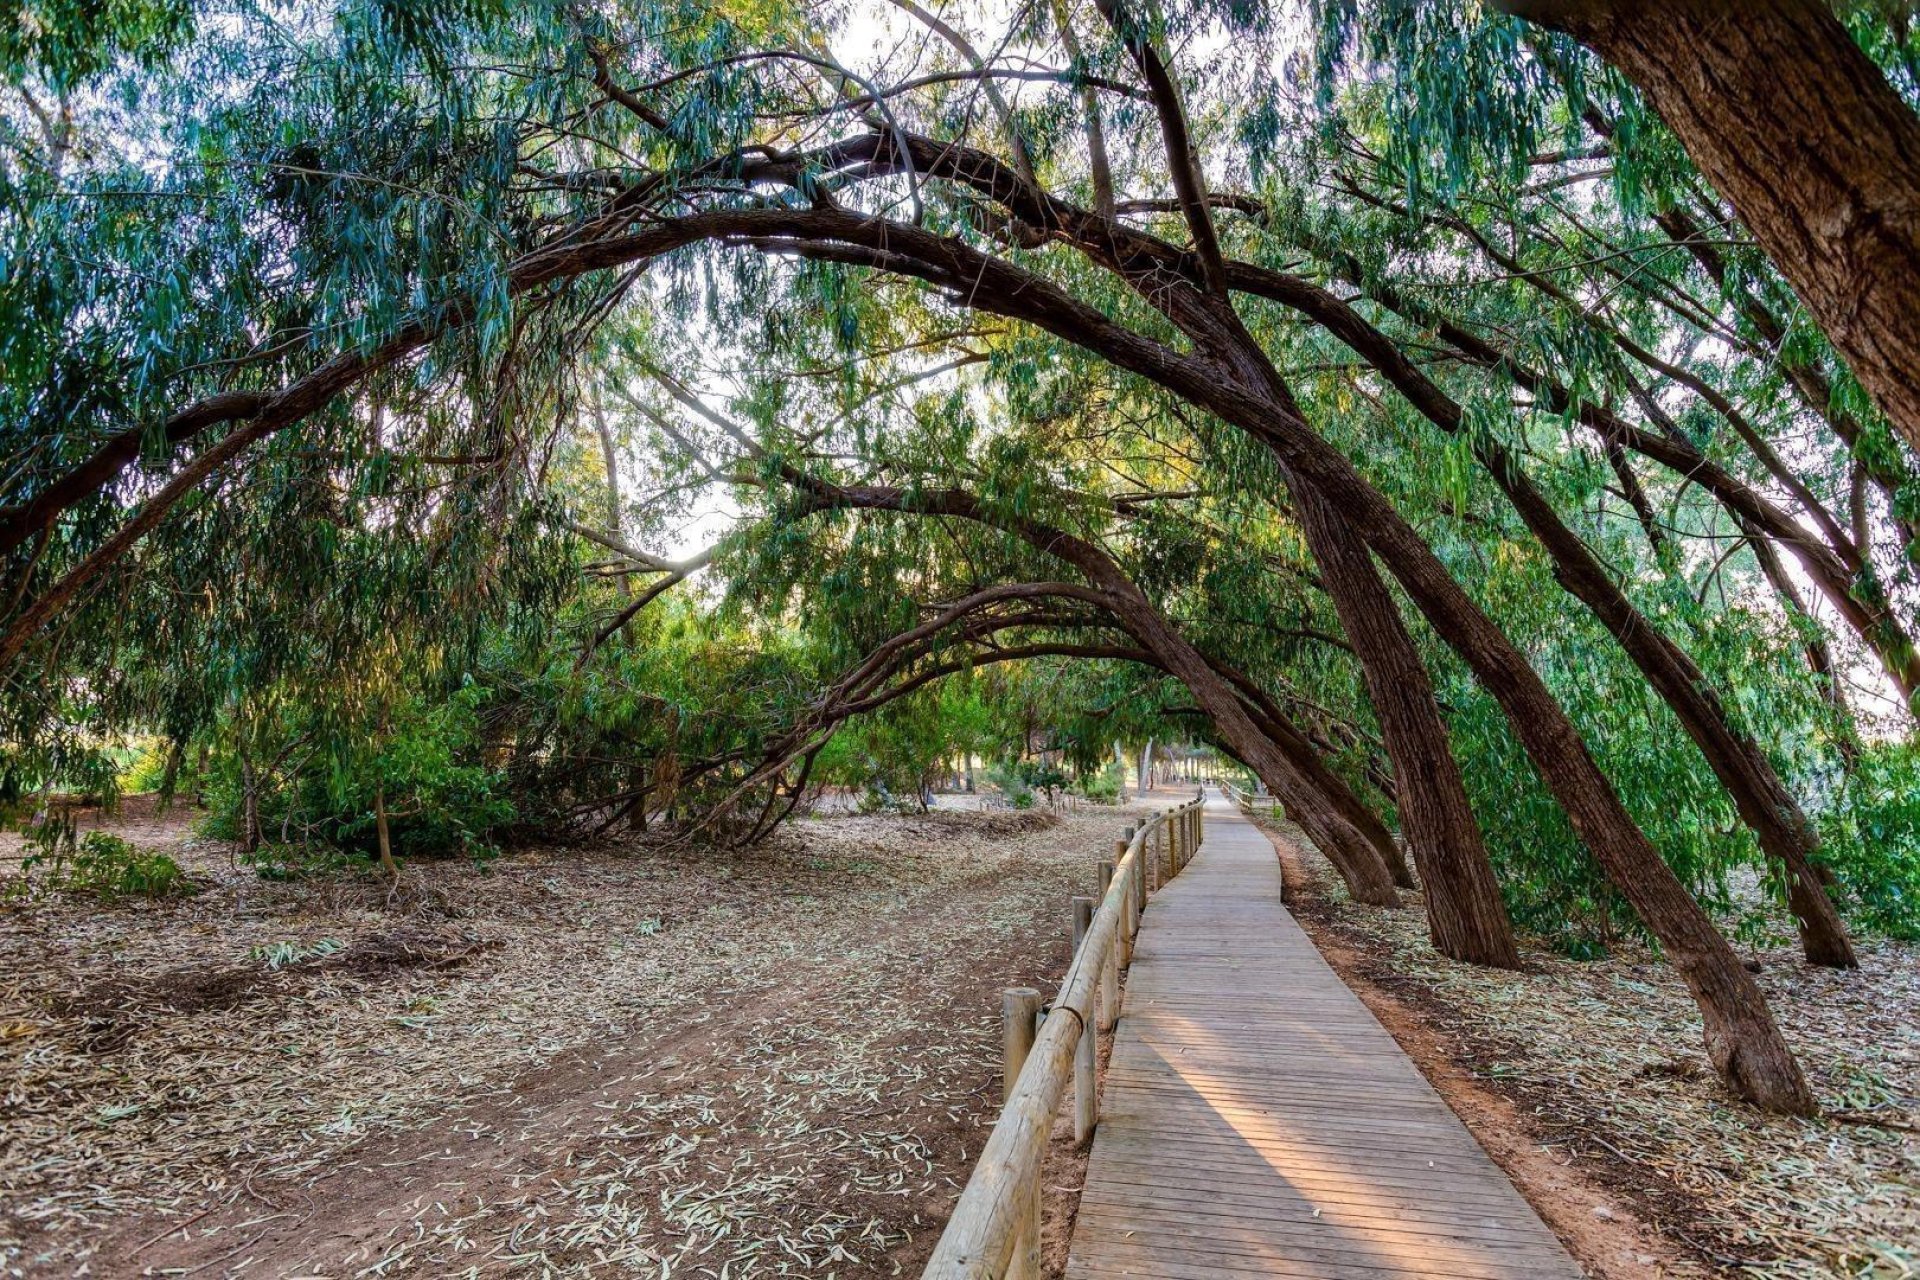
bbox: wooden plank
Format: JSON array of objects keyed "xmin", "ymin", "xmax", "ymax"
[{"xmin": 1065, "ymin": 792, "xmax": 1580, "ymax": 1280}]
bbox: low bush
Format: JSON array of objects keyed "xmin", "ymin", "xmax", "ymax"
[{"xmin": 7, "ymin": 827, "xmax": 194, "ymax": 902}]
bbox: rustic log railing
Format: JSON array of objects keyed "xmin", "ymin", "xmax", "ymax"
[
  {"xmin": 1222, "ymin": 779, "xmax": 1276, "ymax": 818},
  {"xmin": 921, "ymin": 789, "xmax": 1207, "ymax": 1279}
]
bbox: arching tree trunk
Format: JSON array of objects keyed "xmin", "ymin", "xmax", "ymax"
[
  {"xmin": 791, "ymin": 478, "xmax": 1405, "ymax": 905},
  {"xmin": 1505, "ymin": 475, "xmax": 1860, "ymax": 968},
  {"xmin": 1503, "ymin": 0, "xmax": 1920, "ymax": 465},
  {"xmin": 1227, "ymin": 672, "xmax": 1413, "ymax": 886},
  {"xmin": 1291, "ymin": 484, "xmax": 1521, "ymax": 967},
  {"xmin": 1076, "ymin": 557, "xmax": 1402, "ymax": 906},
  {"xmin": 1227, "ymin": 254, "xmax": 1857, "ymax": 967}
]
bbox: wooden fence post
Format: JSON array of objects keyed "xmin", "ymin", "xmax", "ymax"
[
  {"xmin": 1003, "ymin": 987, "xmax": 1041, "ymax": 1102},
  {"xmin": 1097, "ymin": 860, "xmax": 1120, "ymax": 1029},
  {"xmin": 1127, "ymin": 826, "xmax": 1146, "ymax": 918},
  {"xmin": 1002, "ymin": 986, "xmax": 1043, "ymax": 1280},
  {"xmin": 1114, "ymin": 837, "xmax": 1135, "ymax": 961},
  {"xmin": 1071, "ymin": 896, "xmax": 1097, "ymax": 1145}
]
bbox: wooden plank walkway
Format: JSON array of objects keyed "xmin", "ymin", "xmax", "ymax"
[{"xmin": 1066, "ymin": 790, "xmax": 1582, "ymax": 1280}]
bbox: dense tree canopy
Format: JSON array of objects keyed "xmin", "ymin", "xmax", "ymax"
[{"xmin": 6, "ymin": 0, "xmax": 1920, "ymax": 1113}]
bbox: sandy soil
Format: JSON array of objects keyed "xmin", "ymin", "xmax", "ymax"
[
  {"xmin": 1244, "ymin": 805, "xmax": 1919, "ymax": 1280},
  {"xmin": 1, "ymin": 797, "xmax": 1145, "ymax": 1278}
]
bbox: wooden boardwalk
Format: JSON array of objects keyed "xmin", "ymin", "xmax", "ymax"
[{"xmin": 1066, "ymin": 791, "xmax": 1582, "ymax": 1280}]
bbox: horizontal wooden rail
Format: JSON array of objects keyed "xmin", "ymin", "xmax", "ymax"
[
  {"xmin": 923, "ymin": 789, "xmax": 1206, "ymax": 1279},
  {"xmin": 1222, "ymin": 780, "xmax": 1275, "ymax": 818}
]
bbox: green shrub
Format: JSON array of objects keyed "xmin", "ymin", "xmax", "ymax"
[
  {"xmin": 8, "ymin": 826, "xmax": 194, "ymax": 902},
  {"xmin": 205, "ymin": 685, "xmax": 514, "ymax": 868},
  {"xmin": 982, "ymin": 762, "xmax": 1033, "ymax": 807},
  {"xmin": 1075, "ymin": 760, "xmax": 1124, "ymax": 803}
]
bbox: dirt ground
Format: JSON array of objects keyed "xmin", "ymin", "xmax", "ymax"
[
  {"xmin": 1244, "ymin": 806, "xmax": 1919, "ymax": 1280},
  {"xmin": 0, "ymin": 795, "xmax": 1146, "ymax": 1278}
]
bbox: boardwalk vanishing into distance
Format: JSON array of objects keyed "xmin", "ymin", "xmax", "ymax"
[{"xmin": 1065, "ymin": 792, "xmax": 1583, "ymax": 1279}]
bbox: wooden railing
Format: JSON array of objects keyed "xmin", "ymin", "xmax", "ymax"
[
  {"xmin": 1222, "ymin": 780, "xmax": 1276, "ymax": 818},
  {"xmin": 922, "ymin": 789, "xmax": 1208, "ymax": 1279}
]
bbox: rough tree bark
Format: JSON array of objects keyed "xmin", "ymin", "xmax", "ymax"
[
  {"xmin": 1503, "ymin": 0, "xmax": 1920, "ymax": 467},
  {"xmin": 1291, "ymin": 484, "xmax": 1521, "ymax": 967}
]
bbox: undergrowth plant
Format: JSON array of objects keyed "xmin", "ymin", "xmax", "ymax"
[{"xmin": 6, "ymin": 825, "xmax": 193, "ymax": 902}]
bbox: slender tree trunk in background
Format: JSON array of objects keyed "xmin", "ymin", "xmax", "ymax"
[
  {"xmin": 589, "ymin": 400, "xmax": 652, "ymax": 832},
  {"xmin": 1747, "ymin": 523, "xmax": 1864, "ymax": 775},
  {"xmin": 374, "ymin": 702, "xmax": 399, "ymax": 878},
  {"xmin": 374, "ymin": 781, "xmax": 398, "ymax": 878},
  {"xmin": 1505, "ymin": 0, "xmax": 1920, "ymax": 464},
  {"xmin": 593, "ymin": 401, "xmax": 632, "ymax": 602},
  {"xmin": 239, "ymin": 747, "xmax": 261, "ymax": 856},
  {"xmin": 1291, "ymin": 484, "xmax": 1521, "ymax": 967}
]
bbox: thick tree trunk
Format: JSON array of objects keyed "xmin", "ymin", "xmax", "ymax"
[
  {"xmin": 1291, "ymin": 483, "xmax": 1521, "ymax": 967},
  {"xmin": 1506, "ymin": 0, "xmax": 1920, "ymax": 465}
]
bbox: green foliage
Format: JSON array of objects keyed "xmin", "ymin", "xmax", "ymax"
[
  {"xmin": 203, "ymin": 683, "xmax": 513, "ymax": 867},
  {"xmin": 981, "ymin": 762, "xmax": 1034, "ymax": 808},
  {"xmin": 0, "ymin": 0, "xmax": 194, "ymax": 86},
  {"xmin": 7, "ymin": 825, "xmax": 192, "ymax": 901},
  {"xmin": 1821, "ymin": 744, "xmax": 1920, "ymax": 939},
  {"xmin": 1076, "ymin": 760, "xmax": 1124, "ymax": 804}
]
